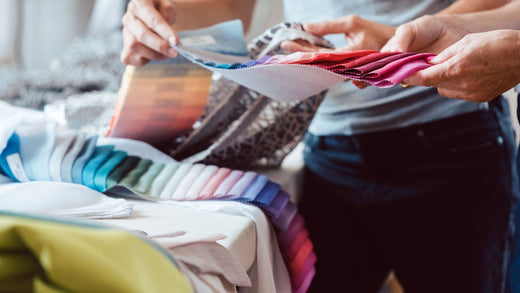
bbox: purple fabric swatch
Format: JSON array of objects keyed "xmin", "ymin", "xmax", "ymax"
[
  {"xmin": 255, "ymin": 55, "xmax": 272, "ymax": 65},
  {"xmin": 240, "ymin": 59, "xmax": 258, "ymax": 68},
  {"xmin": 272, "ymin": 201, "xmax": 298, "ymax": 233},
  {"xmin": 264, "ymin": 190, "xmax": 290, "ymax": 218},
  {"xmin": 278, "ymin": 214, "xmax": 304, "ymax": 251},
  {"xmin": 277, "ymin": 211, "xmax": 303, "ymax": 246}
]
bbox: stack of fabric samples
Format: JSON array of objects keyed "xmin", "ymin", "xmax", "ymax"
[
  {"xmin": 190, "ymin": 50, "xmax": 434, "ymax": 89},
  {"xmin": 0, "ymin": 116, "xmax": 315, "ymax": 293}
]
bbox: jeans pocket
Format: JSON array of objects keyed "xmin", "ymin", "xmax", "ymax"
[{"xmin": 427, "ymin": 124, "xmax": 503, "ymax": 154}]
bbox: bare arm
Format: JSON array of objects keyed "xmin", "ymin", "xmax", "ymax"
[
  {"xmin": 437, "ymin": 0, "xmax": 509, "ymax": 15},
  {"xmin": 172, "ymin": 0, "xmax": 255, "ymax": 31}
]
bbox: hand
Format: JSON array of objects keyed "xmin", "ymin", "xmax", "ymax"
[
  {"xmin": 403, "ymin": 30, "xmax": 520, "ymax": 102},
  {"xmin": 282, "ymin": 15, "xmax": 396, "ymax": 89},
  {"xmin": 121, "ymin": 0, "xmax": 179, "ymax": 66},
  {"xmin": 382, "ymin": 15, "xmax": 487, "ymax": 54},
  {"xmin": 282, "ymin": 15, "xmax": 395, "ymax": 53}
]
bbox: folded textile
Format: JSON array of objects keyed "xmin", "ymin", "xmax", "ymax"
[
  {"xmin": 0, "ymin": 105, "xmax": 317, "ymax": 292},
  {"xmin": 0, "ymin": 180, "xmax": 133, "ymax": 219},
  {"xmin": 0, "ymin": 211, "xmax": 190, "ymax": 292}
]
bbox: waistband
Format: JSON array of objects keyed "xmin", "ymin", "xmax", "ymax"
[{"xmin": 304, "ymin": 108, "xmax": 497, "ymax": 150}]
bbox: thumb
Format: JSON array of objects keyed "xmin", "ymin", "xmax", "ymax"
[
  {"xmin": 381, "ymin": 24, "xmax": 415, "ymax": 52},
  {"xmin": 303, "ymin": 17, "xmax": 355, "ymax": 36},
  {"xmin": 428, "ymin": 40, "xmax": 462, "ymax": 64}
]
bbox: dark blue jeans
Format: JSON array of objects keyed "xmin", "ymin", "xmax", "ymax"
[
  {"xmin": 301, "ymin": 98, "xmax": 518, "ymax": 293},
  {"xmin": 507, "ymin": 92, "xmax": 520, "ymax": 293}
]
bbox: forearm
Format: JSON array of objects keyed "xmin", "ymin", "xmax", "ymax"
[
  {"xmin": 457, "ymin": 0, "xmax": 520, "ymax": 30},
  {"xmin": 173, "ymin": 0, "xmax": 255, "ymax": 32},
  {"xmin": 437, "ymin": 0, "xmax": 509, "ymax": 15}
]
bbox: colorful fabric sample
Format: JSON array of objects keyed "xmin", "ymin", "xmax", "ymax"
[
  {"xmin": 170, "ymin": 20, "xmax": 435, "ymax": 102},
  {"xmin": 0, "ymin": 118, "xmax": 318, "ymax": 293}
]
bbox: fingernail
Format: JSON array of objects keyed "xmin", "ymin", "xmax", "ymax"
[
  {"xmin": 168, "ymin": 36, "xmax": 177, "ymax": 46},
  {"xmin": 303, "ymin": 23, "xmax": 314, "ymax": 30},
  {"xmin": 167, "ymin": 48, "xmax": 178, "ymax": 57},
  {"xmin": 427, "ymin": 55, "xmax": 440, "ymax": 64}
]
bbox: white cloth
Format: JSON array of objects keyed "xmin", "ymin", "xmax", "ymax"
[
  {"xmin": 0, "ymin": 104, "xmax": 49, "ymax": 152},
  {"xmin": 169, "ymin": 200, "xmax": 292, "ymax": 293},
  {"xmin": 171, "ymin": 242, "xmax": 252, "ymax": 293},
  {"xmin": 0, "ymin": 180, "xmax": 133, "ymax": 219}
]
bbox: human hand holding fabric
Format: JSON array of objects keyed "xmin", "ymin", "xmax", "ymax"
[
  {"xmin": 281, "ymin": 15, "xmax": 396, "ymax": 88},
  {"xmin": 121, "ymin": 0, "xmax": 179, "ymax": 66},
  {"xmin": 400, "ymin": 29, "xmax": 520, "ymax": 102},
  {"xmin": 381, "ymin": 14, "xmax": 520, "ymax": 102}
]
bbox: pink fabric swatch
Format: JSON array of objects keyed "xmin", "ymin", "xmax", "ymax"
[
  {"xmin": 198, "ymin": 167, "xmax": 231, "ymax": 199},
  {"xmin": 295, "ymin": 266, "xmax": 316, "ymax": 293},
  {"xmin": 290, "ymin": 238, "xmax": 313, "ymax": 276},
  {"xmin": 212, "ymin": 170, "xmax": 244, "ymax": 197},
  {"xmin": 292, "ymin": 252, "xmax": 317, "ymax": 290},
  {"xmin": 362, "ymin": 52, "xmax": 435, "ymax": 79},
  {"xmin": 185, "ymin": 165, "xmax": 218, "ymax": 199},
  {"xmin": 370, "ymin": 59, "xmax": 432, "ymax": 87},
  {"xmin": 313, "ymin": 51, "xmax": 399, "ymax": 72},
  {"xmin": 287, "ymin": 228, "xmax": 309, "ymax": 260}
]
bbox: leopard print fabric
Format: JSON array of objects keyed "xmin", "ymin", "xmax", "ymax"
[{"xmin": 169, "ymin": 22, "xmax": 334, "ymax": 169}]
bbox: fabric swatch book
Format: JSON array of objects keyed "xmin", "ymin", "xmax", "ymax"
[
  {"xmin": 0, "ymin": 105, "xmax": 317, "ymax": 293},
  {"xmin": 171, "ymin": 20, "xmax": 434, "ymax": 102},
  {"xmin": 108, "ymin": 20, "xmax": 433, "ymax": 164}
]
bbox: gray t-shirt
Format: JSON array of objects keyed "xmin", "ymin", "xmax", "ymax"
[{"xmin": 284, "ymin": 0, "xmax": 487, "ymax": 135}]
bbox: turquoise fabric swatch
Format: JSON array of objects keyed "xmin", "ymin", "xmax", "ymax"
[
  {"xmin": 82, "ymin": 145, "xmax": 115, "ymax": 189},
  {"xmin": 71, "ymin": 136, "xmax": 99, "ymax": 184},
  {"xmin": 93, "ymin": 150, "xmax": 127, "ymax": 192}
]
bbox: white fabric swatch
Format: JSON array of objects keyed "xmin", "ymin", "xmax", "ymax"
[{"xmin": 0, "ymin": 181, "xmax": 133, "ymax": 219}]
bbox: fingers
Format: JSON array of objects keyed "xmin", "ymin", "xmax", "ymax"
[
  {"xmin": 129, "ymin": 0, "xmax": 177, "ymax": 41},
  {"xmin": 352, "ymin": 80, "xmax": 370, "ymax": 89},
  {"xmin": 381, "ymin": 23, "xmax": 416, "ymax": 52},
  {"xmin": 281, "ymin": 40, "xmax": 333, "ymax": 53},
  {"xmin": 121, "ymin": 0, "xmax": 179, "ymax": 66},
  {"xmin": 158, "ymin": 0, "xmax": 177, "ymax": 25},
  {"xmin": 123, "ymin": 12, "xmax": 177, "ymax": 58},
  {"xmin": 303, "ymin": 15, "xmax": 361, "ymax": 36},
  {"xmin": 281, "ymin": 41, "xmax": 313, "ymax": 53},
  {"xmin": 428, "ymin": 39, "xmax": 463, "ymax": 64}
]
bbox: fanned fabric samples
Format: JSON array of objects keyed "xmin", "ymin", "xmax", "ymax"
[
  {"xmin": 172, "ymin": 20, "xmax": 434, "ymax": 102},
  {"xmin": 0, "ymin": 112, "xmax": 317, "ymax": 293}
]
